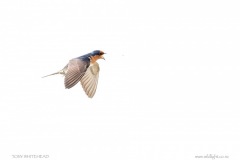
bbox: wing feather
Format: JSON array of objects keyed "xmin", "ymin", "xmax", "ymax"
[
  {"xmin": 80, "ymin": 62, "xmax": 100, "ymax": 98},
  {"xmin": 64, "ymin": 59, "xmax": 88, "ymax": 89}
]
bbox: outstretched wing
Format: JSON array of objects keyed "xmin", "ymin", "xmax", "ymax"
[
  {"xmin": 80, "ymin": 62, "xmax": 100, "ymax": 98},
  {"xmin": 64, "ymin": 58, "xmax": 88, "ymax": 89}
]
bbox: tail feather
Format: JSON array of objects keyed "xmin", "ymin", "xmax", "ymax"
[
  {"xmin": 42, "ymin": 65, "xmax": 67, "ymax": 78},
  {"xmin": 42, "ymin": 71, "xmax": 60, "ymax": 78}
]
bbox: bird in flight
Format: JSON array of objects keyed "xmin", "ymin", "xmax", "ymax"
[{"xmin": 42, "ymin": 50, "xmax": 106, "ymax": 98}]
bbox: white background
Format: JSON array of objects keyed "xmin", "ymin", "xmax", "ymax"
[{"xmin": 0, "ymin": 0, "xmax": 240, "ymax": 159}]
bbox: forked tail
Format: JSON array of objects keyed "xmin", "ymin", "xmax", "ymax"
[
  {"xmin": 42, "ymin": 65, "xmax": 67, "ymax": 78},
  {"xmin": 42, "ymin": 71, "xmax": 61, "ymax": 78}
]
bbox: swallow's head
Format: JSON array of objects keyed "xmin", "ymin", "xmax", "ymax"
[{"xmin": 91, "ymin": 50, "xmax": 106, "ymax": 60}]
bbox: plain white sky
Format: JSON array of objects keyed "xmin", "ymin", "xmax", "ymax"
[{"xmin": 0, "ymin": 0, "xmax": 240, "ymax": 159}]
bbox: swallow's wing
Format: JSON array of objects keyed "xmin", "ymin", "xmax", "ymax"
[
  {"xmin": 80, "ymin": 62, "xmax": 100, "ymax": 98},
  {"xmin": 64, "ymin": 59, "xmax": 88, "ymax": 89}
]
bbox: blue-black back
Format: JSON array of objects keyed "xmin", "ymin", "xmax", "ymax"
[{"xmin": 77, "ymin": 50, "xmax": 101, "ymax": 61}]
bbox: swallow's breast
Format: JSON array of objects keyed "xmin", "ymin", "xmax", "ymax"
[{"xmin": 90, "ymin": 55, "xmax": 101, "ymax": 64}]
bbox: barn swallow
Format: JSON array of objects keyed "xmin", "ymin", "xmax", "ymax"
[{"xmin": 42, "ymin": 50, "xmax": 106, "ymax": 98}]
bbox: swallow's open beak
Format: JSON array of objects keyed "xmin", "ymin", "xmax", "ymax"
[{"xmin": 101, "ymin": 55, "xmax": 105, "ymax": 60}]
